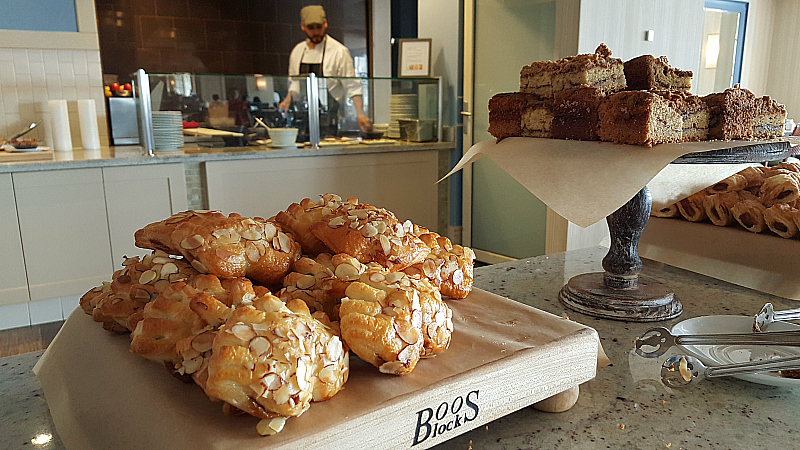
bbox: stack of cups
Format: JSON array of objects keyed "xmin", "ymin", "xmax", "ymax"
[
  {"xmin": 47, "ymin": 100, "xmax": 72, "ymax": 152},
  {"xmin": 47, "ymin": 99, "xmax": 102, "ymax": 153}
]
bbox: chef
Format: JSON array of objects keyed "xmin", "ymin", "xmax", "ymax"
[{"xmin": 279, "ymin": 5, "xmax": 372, "ymax": 135}]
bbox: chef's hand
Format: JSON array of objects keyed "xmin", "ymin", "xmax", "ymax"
[{"xmin": 357, "ymin": 114, "xmax": 372, "ymax": 132}]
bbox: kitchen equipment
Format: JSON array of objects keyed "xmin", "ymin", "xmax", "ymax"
[
  {"xmin": 107, "ymin": 97, "xmax": 139, "ymax": 145},
  {"xmin": 361, "ymin": 131, "xmax": 384, "ymax": 140},
  {"xmin": 753, "ymin": 303, "xmax": 800, "ymax": 332},
  {"xmin": 255, "ymin": 117, "xmax": 298, "ymax": 147},
  {"xmin": 660, "ymin": 354, "xmax": 800, "ymax": 387},
  {"xmin": 398, "ymin": 119, "xmax": 436, "ymax": 142},
  {"xmin": 8, "ymin": 122, "xmax": 39, "ymax": 141},
  {"xmin": 634, "ymin": 326, "xmax": 800, "ymax": 358}
]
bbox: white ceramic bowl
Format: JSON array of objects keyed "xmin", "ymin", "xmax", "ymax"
[{"xmin": 268, "ymin": 128, "xmax": 299, "ymax": 147}]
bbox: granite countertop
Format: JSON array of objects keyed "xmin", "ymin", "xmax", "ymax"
[
  {"xmin": 4, "ymin": 246, "xmax": 800, "ymax": 449},
  {"xmin": 0, "ymin": 140, "xmax": 455, "ymax": 174}
]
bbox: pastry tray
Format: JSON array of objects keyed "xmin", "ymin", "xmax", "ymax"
[{"xmin": 34, "ymin": 288, "xmax": 599, "ymax": 449}]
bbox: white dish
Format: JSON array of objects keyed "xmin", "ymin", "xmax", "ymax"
[{"xmin": 672, "ymin": 315, "xmax": 800, "ymax": 387}]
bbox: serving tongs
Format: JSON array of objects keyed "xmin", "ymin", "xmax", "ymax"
[
  {"xmin": 7, "ymin": 122, "xmax": 39, "ymax": 141},
  {"xmin": 753, "ymin": 303, "xmax": 800, "ymax": 332},
  {"xmin": 634, "ymin": 326, "xmax": 800, "ymax": 358},
  {"xmin": 661, "ymin": 354, "xmax": 800, "ymax": 387}
]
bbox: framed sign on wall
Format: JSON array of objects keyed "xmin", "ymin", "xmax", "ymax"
[{"xmin": 398, "ymin": 38, "xmax": 432, "ymax": 77}]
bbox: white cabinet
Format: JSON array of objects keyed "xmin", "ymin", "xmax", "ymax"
[
  {"xmin": 13, "ymin": 168, "xmax": 113, "ymax": 302},
  {"xmin": 205, "ymin": 151, "xmax": 439, "ymax": 231},
  {"xmin": 0, "ymin": 173, "xmax": 29, "ymax": 306},
  {"xmin": 103, "ymin": 164, "xmax": 187, "ymax": 264}
]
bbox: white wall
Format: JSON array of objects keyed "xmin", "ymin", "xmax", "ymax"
[
  {"xmin": 764, "ymin": 0, "xmax": 800, "ymax": 121},
  {"xmin": 0, "ymin": 0, "xmax": 108, "ymax": 148},
  {"xmin": 578, "ymin": 0, "xmax": 704, "ymax": 91},
  {"xmin": 418, "ymin": 0, "xmax": 461, "ymax": 128}
]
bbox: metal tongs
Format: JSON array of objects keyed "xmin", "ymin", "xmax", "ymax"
[
  {"xmin": 661, "ymin": 354, "xmax": 800, "ymax": 387},
  {"xmin": 634, "ymin": 326, "xmax": 800, "ymax": 358},
  {"xmin": 753, "ymin": 303, "xmax": 800, "ymax": 332}
]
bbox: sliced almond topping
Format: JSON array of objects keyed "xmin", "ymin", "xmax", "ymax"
[
  {"xmin": 138, "ymin": 269, "xmax": 158, "ymax": 285},
  {"xmin": 452, "ymin": 268, "xmax": 464, "ymax": 285},
  {"xmin": 250, "ymin": 336, "xmax": 271, "ymax": 356},
  {"xmin": 321, "ymin": 206, "xmax": 332, "ymax": 216},
  {"xmin": 122, "ymin": 256, "xmax": 140, "ymax": 266},
  {"xmin": 240, "ymin": 228, "xmax": 261, "ymax": 240},
  {"xmin": 380, "ymin": 235, "xmax": 391, "ymax": 256},
  {"xmin": 369, "ymin": 272, "xmax": 386, "ymax": 283},
  {"xmin": 160, "ymin": 262, "xmax": 179, "ymax": 278},
  {"xmin": 277, "ymin": 232, "xmax": 292, "ymax": 253},
  {"xmin": 326, "ymin": 337, "xmax": 344, "ymax": 361},
  {"xmin": 151, "ymin": 256, "xmax": 172, "ymax": 264},
  {"xmin": 422, "ymin": 260, "xmax": 438, "ymax": 278},
  {"xmin": 379, "ymin": 361, "xmax": 405, "ymax": 375},
  {"xmin": 260, "ymin": 296, "xmax": 286, "ymax": 313},
  {"xmin": 262, "ymin": 373, "xmax": 281, "ymax": 391},
  {"xmin": 273, "ymin": 383, "xmax": 292, "ymax": 405},
  {"xmin": 382, "ymin": 306, "xmax": 398, "ymax": 316},
  {"xmin": 215, "ymin": 248, "xmax": 237, "ymax": 260},
  {"xmin": 250, "ymin": 382, "xmax": 267, "ymax": 398},
  {"xmin": 180, "ymin": 235, "xmax": 204, "ymax": 250},
  {"xmin": 231, "ymin": 323, "xmax": 256, "ymax": 341},
  {"xmin": 245, "ymin": 242, "xmax": 260, "ymax": 262},
  {"xmin": 264, "ymin": 222, "xmax": 278, "ymax": 240},
  {"xmin": 296, "ymin": 274, "xmax": 316, "ymax": 290},
  {"xmin": 395, "ymin": 223, "xmax": 405, "ymax": 237},
  {"xmin": 397, "ymin": 344, "xmax": 413, "ymax": 364},
  {"xmin": 183, "ymin": 356, "xmax": 203, "ymax": 374},
  {"xmin": 328, "ymin": 216, "xmax": 346, "ymax": 228},
  {"xmin": 427, "ymin": 322, "xmax": 439, "ymax": 339},
  {"xmin": 398, "ymin": 327, "xmax": 419, "ymax": 345},
  {"xmin": 133, "ymin": 288, "xmax": 151, "ymax": 300},
  {"xmin": 256, "ymin": 417, "xmax": 287, "ymax": 436},
  {"xmin": 375, "ymin": 220, "xmax": 388, "ymax": 234},
  {"xmin": 319, "ymin": 365, "xmax": 337, "ymax": 384},
  {"xmin": 385, "ymin": 272, "xmax": 403, "ymax": 284},
  {"xmin": 334, "ymin": 263, "xmax": 360, "ymax": 280},
  {"xmin": 361, "ymin": 223, "xmax": 378, "ymax": 237},
  {"xmin": 191, "ymin": 331, "xmax": 216, "ymax": 353}
]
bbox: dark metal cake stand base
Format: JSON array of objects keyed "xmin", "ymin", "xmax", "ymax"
[{"xmin": 559, "ymin": 272, "xmax": 682, "ymax": 322}]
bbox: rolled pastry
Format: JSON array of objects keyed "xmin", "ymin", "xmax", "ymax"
[
  {"xmin": 738, "ymin": 166, "xmax": 767, "ymax": 188},
  {"xmin": 651, "ymin": 203, "xmax": 680, "ymax": 218},
  {"xmin": 776, "ymin": 161, "xmax": 800, "ymax": 173},
  {"xmin": 731, "ymin": 191, "xmax": 767, "ymax": 233},
  {"xmin": 275, "ymin": 194, "xmax": 357, "ymax": 256},
  {"xmin": 763, "ymin": 203, "xmax": 799, "ymax": 238},
  {"xmin": 677, "ymin": 191, "xmax": 709, "ymax": 222},
  {"xmin": 703, "ymin": 192, "xmax": 739, "ymax": 226},
  {"xmin": 705, "ymin": 173, "xmax": 747, "ymax": 194},
  {"xmin": 759, "ymin": 173, "xmax": 800, "ymax": 207},
  {"xmin": 403, "ymin": 228, "xmax": 476, "ymax": 299}
]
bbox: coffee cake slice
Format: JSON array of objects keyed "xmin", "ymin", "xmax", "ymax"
[
  {"xmin": 703, "ymin": 86, "xmax": 756, "ymax": 140},
  {"xmin": 488, "ymin": 92, "xmax": 553, "ymax": 139},
  {"xmin": 551, "ymin": 86, "xmax": 605, "ymax": 141},
  {"xmin": 552, "ymin": 44, "xmax": 627, "ymax": 94},
  {"xmin": 598, "ymin": 90, "xmax": 682, "ymax": 146},
  {"xmin": 752, "ymin": 95, "xmax": 787, "ymax": 139},
  {"xmin": 520, "ymin": 60, "xmax": 559, "ymax": 99},
  {"xmin": 658, "ymin": 90, "xmax": 709, "ymax": 141},
  {"xmin": 624, "ymin": 55, "xmax": 693, "ymax": 91}
]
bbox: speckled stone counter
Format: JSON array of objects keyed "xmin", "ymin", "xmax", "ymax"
[{"xmin": 4, "ymin": 247, "xmax": 800, "ymax": 449}]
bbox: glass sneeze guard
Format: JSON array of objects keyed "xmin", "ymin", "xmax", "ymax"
[{"xmin": 132, "ymin": 70, "xmax": 442, "ymax": 154}]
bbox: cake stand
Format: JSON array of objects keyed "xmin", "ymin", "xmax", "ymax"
[{"xmin": 559, "ymin": 140, "xmax": 796, "ymax": 322}]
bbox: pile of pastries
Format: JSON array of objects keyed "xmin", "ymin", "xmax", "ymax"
[
  {"xmin": 652, "ymin": 162, "xmax": 800, "ymax": 238},
  {"xmin": 79, "ymin": 194, "xmax": 475, "ymax": 436}
]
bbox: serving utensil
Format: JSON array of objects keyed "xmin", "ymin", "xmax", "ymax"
[
  {"xmin": 634, "ymin": 326, "xmax": 800, "ymax": 358},
  {"xmin": 661, "ymin": 354, "xmax": 800, "ymax": 387},
  {"xmin": 8, "ymin": 122, "xmax": 39, "ymax": 140},
  {"xmin": 753, "ymin": 303, "xmax": 800, "ymax": 332}
]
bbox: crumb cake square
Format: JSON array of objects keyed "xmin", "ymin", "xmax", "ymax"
[
  {"xmin": 551, "ymin": 44, "xmax": 627, "ymax": 95},
  {"xmin": 488, "ymin": 92, "xmax": 553, "ymax": 140},
  {"xmin": 657, "ymin": 90, "xmax": 709, "ymax": 141},
  {"xmin": 520, "ymin": 60, "xmax": 559, "ymax": 100},
  {"xmin": 551, "ymin": 86, "xmax": 605, "ymax": 141},
  {"xmin": 623, "ymin": 55, "xmax": 693, "ymax": 91},
  {"xmin": 752, "ymin": 95, "xmax": 787, "ymax": 139},
  {"xmin": 598, "ymin": 91, "xmax": 682, "ymax": 146},
  {"xmin": 703, "ymin": 87, "xmax": 756, "ymax": 140}
]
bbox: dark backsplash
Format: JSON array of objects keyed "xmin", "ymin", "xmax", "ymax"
[{"xmin": 95, "ymin": 0, "xmax": 367, "ymax": 80}]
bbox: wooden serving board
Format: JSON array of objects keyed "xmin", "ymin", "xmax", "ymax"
[
  {"xmin": 0, "ymin": 149, "xmax": 53, "ymax": 163},
  {"xmin": 183, "ymin": 127, "xmax": 244, "ymax": 137},
  {"xmin": 34, "ymin": 288, "xmax": 599, "ymax": 450}
]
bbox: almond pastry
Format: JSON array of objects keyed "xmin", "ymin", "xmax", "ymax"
[
  {"xmin": 134, "ymin": 210, "xmax": 302, "ymax": 287},
  {"xmin": 79, "ymin": 251, "xmax": 198, "ymax": 333},
  {"xmin": 274, "ymin": 194, "xmax": 356, "ymax": 256},
  {"xmin": 338, "ymin": 265, "xmax": 452, "ymax": 375},
  {"xmin": 403, "ymin": 229, "xmax": 476, "ymax": 299},
  {"xmin": 204, "ymin": 297, "xmax": 349, "ymax": 434},
  {"xmin": 309, "ymin": 200, "xmax": 430, "ymax": 271},
  {"xmin": 277, "ymin": 253, "xmax": 363, "ymax": 321}
]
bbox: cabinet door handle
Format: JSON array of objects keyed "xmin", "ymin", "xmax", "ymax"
[{"xmin": 460, "ymin": 111, "xmax": 472, "ymax": 116}]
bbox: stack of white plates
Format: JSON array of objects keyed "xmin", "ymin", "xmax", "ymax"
[
  {"xmin": 388, "ymin": 94, "xmax": 418, "ymax": 139},
  {"xmin": 152, "ymin": 111, "xmax": 184, "ymax": 151}
]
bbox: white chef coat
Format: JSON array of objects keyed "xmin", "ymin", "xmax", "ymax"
[{"xmin": 287, "ymin": 35, "xmax": 363, "ymax": 104}]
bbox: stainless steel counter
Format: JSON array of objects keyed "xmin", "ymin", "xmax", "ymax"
[
  {"xmin": 4, "ymin": 246, "xmax": 799, "ymax": 449},
  {"xmin": 0, "ymin": 141, "xmax": 455, "ymax": 174}
]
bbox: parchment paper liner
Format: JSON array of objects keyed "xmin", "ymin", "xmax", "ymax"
[{"xmin": 443, "ymin": 137, "xmax": 799, "ymax": 228}]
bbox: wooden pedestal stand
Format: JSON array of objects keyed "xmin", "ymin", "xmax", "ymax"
[{"xmin": 559, "ymin": 141, "xmax": 796, "ymax": 322}]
